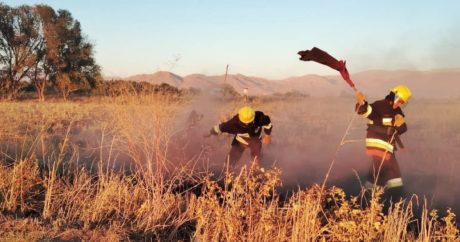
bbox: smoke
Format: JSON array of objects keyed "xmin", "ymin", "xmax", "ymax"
[
  {"xmin": 166, "ymin": 92, "xmax": 241, "ymax": 172},
  {"xmin": 65, "ymin": 93, "xmax": 459, "ymax": 215},
  {"xmin": 428, "ymin": 23, "xmax": 460, "ymax": 69},
  {"xmin": 346, "ymin": 23, "xmax": 460, "ymax": 72},
  {"xmin": 171, "ymin": 95, "xmax": 460, "ymax": 215}
]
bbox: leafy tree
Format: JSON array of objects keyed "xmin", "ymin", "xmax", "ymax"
[
  {"xmin": 32, "ymin": 5, "xmax": 59, "ymax": 101},
  {"xmin": 0, "ymin": 4, "xmax": 43, "ymax": 99},
  {"xmin": 52, "ymin": 9, "xmax": 101, "ymax": 100},
  {"xmin": 0, "ymin": 4, "xmax": 101, "ymax": 101}
]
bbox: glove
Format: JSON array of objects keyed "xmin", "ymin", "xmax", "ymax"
[
  {"xmin": 262, "ymin": 135, "xmax": 271, "ymax": 145},
  {"xmin": 355, "ymin": 91, "xmax": 366, "ymax": 105},
  {"xmin": 394, "ymin": 114, "xmax": 405, "ymax": 127}
]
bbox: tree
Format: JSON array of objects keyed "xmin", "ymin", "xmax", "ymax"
[
  {"xmin": 1, "ymin": 4, "xmax": 101, "ymax": 101},
  {"xmin": 32, "ymin": 5, "xmax": 59, "ymax": 102},
  {"xmin": 52, "ymin": 10, "xmax": 101, "ymax": 100},
  {"xmin": 0, "ymin": 4, "xmax": 43, "ymax": 99}
]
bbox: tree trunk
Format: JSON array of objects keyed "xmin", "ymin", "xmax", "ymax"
[
  {"xmin": 37, "ymin": 85, "xmax": 45, "ymax": 102},
  {"xmin": 34, "ymin": 74, "xmax": 47, "ymax": 102},
  {"xmin": 7, "ymin": 80, "xmax": 21, "ymax": 100},
  {"xmin": 62, "ymin": 88, "xmax": 69, "ymax": 100}
]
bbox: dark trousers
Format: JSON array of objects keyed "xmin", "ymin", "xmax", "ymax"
[
  {"xmin": 367, "ymin": 153, "xmax": 402, "ymax": 187},
  {"xmin": 227, "ymin": 139, "xmax": 262, "ymax": 166},
  {"xmin": 366, "ymin": 153, "xmax": 404, "ymax": 208}
]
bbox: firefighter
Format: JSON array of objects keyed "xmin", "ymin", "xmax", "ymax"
[
  {"xmin": 206, "ymin": 106, "xmax": 272, "ymax": 166},
  {"xmin": 355, "ymin": 85, "xmax": 412, "ymax": 202},
  {"xmin": 187, "ymin": 109, "xmax": 203, "ymax": 129},
  {"xmin": 243, "ymin": 88, "xmax": 249, "ymax": 102}
]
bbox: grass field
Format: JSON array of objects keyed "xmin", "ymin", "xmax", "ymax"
[{"xmin": 0, "ymin": 95, "xmax": 459, "ymax": 241}]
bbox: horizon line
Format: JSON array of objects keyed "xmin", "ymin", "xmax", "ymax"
[{"xmin": 102, "ymin": 67, "xmax": 460, "ymax": 81}]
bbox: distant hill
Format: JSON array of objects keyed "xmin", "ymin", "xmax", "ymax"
[
  {"xmin": 278, "ymin": 74, "xmax": 346, "ymax": 96},
  {"xmin": 125, "ymin": 71, "xmax": 183, "ymax": 86},
  {"xmin": 200, "ymin": 74, "xmax": 280, "ymax": 95},
  {"xmin": 350, "ymin": 69, "xmax": 460, "ymax": 99},
  {"xmin": 104, "ymin": 69, "xmax": 460, "ymax": 98},
  {"xmin": 182, "ymin": 74, "xmax": 218, "ymax": 90}
]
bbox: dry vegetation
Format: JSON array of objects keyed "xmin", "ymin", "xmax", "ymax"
[{"xmin": 0, "ymin": 95, "xmax": 459, "ymax": 241}]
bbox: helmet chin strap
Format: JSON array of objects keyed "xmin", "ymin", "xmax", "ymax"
[{"xmin": 394, "ymin": 93, "xmax": 400, "ymax": 103}]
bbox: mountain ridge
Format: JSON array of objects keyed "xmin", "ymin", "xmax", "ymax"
[{"xmin": 103, "ymin": 69, "xmax": 460, "ymax": 98}]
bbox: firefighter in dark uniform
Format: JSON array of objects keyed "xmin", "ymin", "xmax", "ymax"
[
  {"xmin": 207, "ymin": 106, "xmax": 272, "ymax": 166},
  {"xmin": 355, "ymin": 85, "xmax": 412, "ymax": 201}
]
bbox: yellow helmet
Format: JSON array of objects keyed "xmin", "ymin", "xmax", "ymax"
[
  {"xmin": 238, "ymin": 106, "xmax": 255, "ymax": 124},
  {"xmin": 391, "ymin": 85, "xmax": 412, "ymax": 103}
]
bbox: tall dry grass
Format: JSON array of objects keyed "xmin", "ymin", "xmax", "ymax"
[{"xmin": 0, "ymin": 96, "xmax": 458, "ymax": 241}]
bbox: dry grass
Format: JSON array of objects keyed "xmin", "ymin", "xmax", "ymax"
[{"xmin": 0, "ymin": 95, "xmax": 458, "ymax": 241}]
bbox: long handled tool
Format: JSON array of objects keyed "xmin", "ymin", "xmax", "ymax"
[
  {"xmin": 298, "ymin": 47, "xmax": 405, "ymax": 148},
  {"xmin": 298, "ymin": 47, "xmax": 358, "ymax": 92},
  {"xmin": 298, "ymin": 47, "xmax": 362, "ymax": 189}
]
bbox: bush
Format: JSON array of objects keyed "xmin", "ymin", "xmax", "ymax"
[{"xmin": 94, "ymin": 80, "xmax": 183, "ymax": 97}]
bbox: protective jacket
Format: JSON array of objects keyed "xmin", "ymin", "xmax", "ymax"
[
  {"xmin": 211, "ymin": 111, "xmax": 272, "ymax": 145},
  {"xmin": 356, "ymin": 97, "xmax": 407, "ymax": 159}
]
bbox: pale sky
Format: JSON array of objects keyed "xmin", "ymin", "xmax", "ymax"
[{"xmin": 4, "ymin": 0, "xmax": 460, "ymax": 79}]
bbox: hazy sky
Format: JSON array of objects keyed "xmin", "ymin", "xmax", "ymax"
[{"xmin": 4, "ymin": 1, "xmax": 460, "ymax": 79}]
